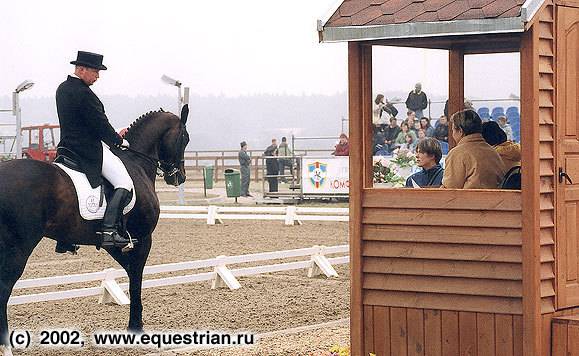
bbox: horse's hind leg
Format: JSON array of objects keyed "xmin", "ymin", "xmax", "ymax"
[{"xmin": 106, "ymin": 234, "xmax": 152, "ymax": 332}]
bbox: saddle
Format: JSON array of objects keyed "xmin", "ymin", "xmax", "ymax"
[{"xmin": 53, "ymin": 147, "xmax": 136, "ymax": 221}]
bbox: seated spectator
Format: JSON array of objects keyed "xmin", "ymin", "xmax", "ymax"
[
  {"xmin": 482, "ymin": 121, "xmax": 521, "ymax": 170},
  {"xmin": 395, "ymin": 122, "xmax": 417, "ymax": 146},
  {"xmin": 406, "ymin": 138, "xmax": 444, "ymax": 187},
  {"xmin": 383, "ymin": 116, "xmax": 401, "ymax": 152},
  {"xmin": 412, "ymin": 121, "xmax": 421, "ymax": 136},
  {"xmin": 441, "ymin": 110, "xmax": 506, "ymax": 189},
  {"xmin": 414, "ymin": 129, "xmax": 426, "ymax": 152},
  {"xmin": 373, "ymin": 128, "xmax": 386, "ymax": 155},
  {"xmin": 420, "ymin": 117, "xmax": 434, "ymax": 137},
  {"xmin": 398, "ymin": 133, "xmax": 415, "ymax": 151},
  {"xmin": 497, "ymin": 116, "xmax": 514, "ymax": 141},
  {"xmin": 433, "ymin": 115, "xmax": 449, "ymax": 142},
  {"xmin": 333, "ymin": 133, "xmax": 349, "ymax": 156},
  {"xmin": 407, "ymin": 115, "xmax": 417, "ymax": 135}
]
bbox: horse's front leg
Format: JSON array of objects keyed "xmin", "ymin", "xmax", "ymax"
[
  {"xmin": 106, "ymin": 235, "xmax": 151, "ymax": 332},
  {"xmin": 0, "ymin": 240, "xmax": 40, "ymax": 356}
]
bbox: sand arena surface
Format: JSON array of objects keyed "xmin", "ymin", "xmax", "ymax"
[{"xmin": 8, "ymin": 219, "xmax": 350, "ymax": 356}]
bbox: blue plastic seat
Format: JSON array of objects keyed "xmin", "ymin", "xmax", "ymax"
[
  {"xmin": 491, "ymin": 107, "xmax": 505, "ymax": 120},
  {"xmin": 506, "ymin": 106, "xmax": 519, "ymax": 115},
  {"xmin": 478, "ymin": 107, "xmax": 489, "ymax": 116},
  {"xmin": 440, "ymin": 141, "xmax": 449, "ymax": 155}
]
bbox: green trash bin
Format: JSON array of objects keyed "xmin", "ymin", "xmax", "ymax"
[
  {"xmin": 203, "ymin": 166, "xmax": 214, "ymax": 189},
  {"xmin": 224, "ymin": 168, "xmax": 241, "ymax": 198}
]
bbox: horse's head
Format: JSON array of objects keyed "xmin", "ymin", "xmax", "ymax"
[{"xmin": 158, "ymin": 105, "xmax": 190, "ymax": 186}]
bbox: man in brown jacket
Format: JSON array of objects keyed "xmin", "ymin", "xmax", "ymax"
[{"xmin": 441, "ymin": 110, "xmax": 506, "ymax": 189}]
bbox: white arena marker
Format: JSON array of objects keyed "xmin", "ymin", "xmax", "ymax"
[
  {"xmin": 211, "ymin": 256, "xmax": 241, "ymax": 290},
  {"xmin": 285, "ymin": 206, "xmax": 302, "ymax": 225},
  {"xmin": 99, "ymin": 268, "xmax": 130, "ymax": 305},
  {"xmin": 206, "ymin": 205, "xmax": 223, "ymax": 225},
  {"xmin": 308, "ymin": 245, "xmax": 339, "ymax": 278}
]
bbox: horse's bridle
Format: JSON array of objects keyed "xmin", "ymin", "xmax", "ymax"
[{"xmin": 125, "ymin": 123, "xmax": 187, "ymax": 179}]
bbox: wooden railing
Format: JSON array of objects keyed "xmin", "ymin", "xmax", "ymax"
[{"xmin": 183, "ymin": 149, "xmax": 333, "ymax": 182}]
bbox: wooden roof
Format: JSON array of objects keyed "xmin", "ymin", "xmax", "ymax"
[
  {"xmin": 318, "ymin": 0, "xmax": 545, "ymax": 42},
  {"xmin": 325, "ymin": 0, "xmax": 526, "ymax": 27}
]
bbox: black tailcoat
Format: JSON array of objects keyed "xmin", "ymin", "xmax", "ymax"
[{"xmin": 56, "ymin": 76, "xmax": 123, "ymax": 188}]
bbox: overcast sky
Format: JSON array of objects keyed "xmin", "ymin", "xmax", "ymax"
[{"xmin": 0, "ymin": 0, "xmax": 519, "ymax": 101}]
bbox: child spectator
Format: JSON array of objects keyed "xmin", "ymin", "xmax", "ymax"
[{"xmin": 399, "ymin": 133, "xmax": 414, "ymax": 151}]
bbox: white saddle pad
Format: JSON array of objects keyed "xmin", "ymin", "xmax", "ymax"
[{"xmin": 55, "ymin": 163, "xmax": 136, "ymax": 220}]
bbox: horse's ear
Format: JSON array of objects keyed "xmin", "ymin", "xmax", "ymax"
[{"xmin": 180, "ymin": 104, "xmax": 189, "ymax": 125}]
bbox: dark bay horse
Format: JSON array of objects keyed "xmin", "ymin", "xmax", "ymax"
[{"xmin": 0, "ymin": 106, "xmax": 189, "ymax": 353}]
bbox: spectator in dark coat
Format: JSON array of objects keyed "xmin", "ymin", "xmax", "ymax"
[
  {"xmin": 433, "ymin": 115, "xmax": 449, "ymax": 143},
  {"xmin": 383, "ymin": 117, "xmax": 401, "ymax": 152},
  {"xmin": 264, "ymin": 139, "xmax": 278, "ymax": 192},
  {"xmin": 405, "ymin": 83, "xmax": 428, "ymax": 118}
]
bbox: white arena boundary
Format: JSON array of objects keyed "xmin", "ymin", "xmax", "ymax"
[
  {"xmin": 159, "ymin": 205, "xmax": 349, "ymax": 225},
  {"xmin": 9, "ymin": 245, "xmax": 349, "ymax": 307}
]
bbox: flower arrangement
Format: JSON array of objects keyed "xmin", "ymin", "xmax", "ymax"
[
  {"xmin": 390, "ymin": 148, "xmax": 417, "ymax": 168},
  {"xmin": 373, "ymin": 160, "xmax": 405, "ymax": 185}
]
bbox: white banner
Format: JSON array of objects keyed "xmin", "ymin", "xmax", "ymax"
[{"xmin": 301, "ymin": 157, "xmax": 349, "ymax": 194}]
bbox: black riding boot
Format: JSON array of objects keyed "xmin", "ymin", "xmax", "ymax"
[{"xmin": 101, "ymin": 188, "xmax": 135, "ymax": 248}]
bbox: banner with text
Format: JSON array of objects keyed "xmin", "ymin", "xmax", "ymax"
[{"xmin": 301, "ymin": 157, "xmax": 349, "ymax": 194}]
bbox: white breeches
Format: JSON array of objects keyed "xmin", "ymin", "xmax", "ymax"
[{"xmin": 101, "ymin": 143, "xmax": 133, "ymax": 190}]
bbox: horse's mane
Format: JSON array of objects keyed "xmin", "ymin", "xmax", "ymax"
[{"xmin": 123, "ymin": 108, "xmax": 167, "ymax": 138}]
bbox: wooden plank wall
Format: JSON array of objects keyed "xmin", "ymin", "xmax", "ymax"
[
  {"xmin": 361, "ymin": 189, "xmax": 523, "ymax": 355},
  {"xmin": 364, "ymin": 306, "xmax": 524, "ymax": 356},
  {"xmin": 536, "ymin": 2, "xmax": 557, "ymax": 318}
]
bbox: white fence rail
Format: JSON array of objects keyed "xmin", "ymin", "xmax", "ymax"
[
  {"xmin": 9, "ymin": 245, "xmax": 349, "ymax": 306},
  {"xmin": 159, "ymin": 205, "xmax": 349, "ymax": 225}
]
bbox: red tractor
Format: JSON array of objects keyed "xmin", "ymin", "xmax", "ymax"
[{"xmin": 22, "ymin": 125, "xmax": 59, "ymax": 162}]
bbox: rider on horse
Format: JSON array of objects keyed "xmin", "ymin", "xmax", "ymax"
[{"xmin": 55, "ymin": 51, "xmax": 134, "ymax": 250}]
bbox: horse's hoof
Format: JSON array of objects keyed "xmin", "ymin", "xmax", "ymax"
[
  {"xmin": 127, "ymin": 327, "xmax": 144, "ymax": 334},
  {"xmin": 0, "ymin": 345, "xmax": 13, "ymax": 356}
]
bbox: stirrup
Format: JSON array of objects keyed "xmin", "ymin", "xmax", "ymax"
[{"xmin": 100, "ymin": 231, "xmax": 136, "ymax": 252}]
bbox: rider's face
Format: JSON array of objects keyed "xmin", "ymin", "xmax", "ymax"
[{"xmin": 76, "ymin": 66, "xmax": 100, "ymax": 86}]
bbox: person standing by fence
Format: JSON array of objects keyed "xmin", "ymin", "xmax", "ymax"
[
  {"xmin": 277, "ymin": 137, "xmax": 293, "ymax": 183},
  {"xmin": 238, "ymin": 141, "xmax": 251, "ymax": 197},
  {"xmin": 405, "ymin": 83, "xmax": 428, "ymax": 119}
]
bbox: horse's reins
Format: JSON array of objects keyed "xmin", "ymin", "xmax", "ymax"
[{"xmin": 123, "ymin": 124, "xmax": 186, "ymax": 178}]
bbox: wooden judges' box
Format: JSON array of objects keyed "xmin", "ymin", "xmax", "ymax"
[{"xmin": 318, "ymin": 0, "xmax": 579, "ymax": 355}]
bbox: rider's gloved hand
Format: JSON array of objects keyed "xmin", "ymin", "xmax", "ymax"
[{"xmin": 119, "ymin": 139, "xmax": 130, "ymax": 150}]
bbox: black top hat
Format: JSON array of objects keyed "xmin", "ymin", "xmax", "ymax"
[{"xmin": 70, "ymin": 51, "xmax": 107, "ymax": 70}]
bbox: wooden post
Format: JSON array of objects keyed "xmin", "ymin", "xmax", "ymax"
[
  {"xmin": 448, "ymin": 49, "xmax": 464, "ymax": 149},
  {"xmin": 521, "ymin": 24, "xmax": 542, "ymax": 356},
  {"xmin": 348, "ymin": 41, "xmax": 371, "ymax": 356},
  {"xmin": 348, "ymin": 41, "xmax": 364, "ymax": 356}
]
